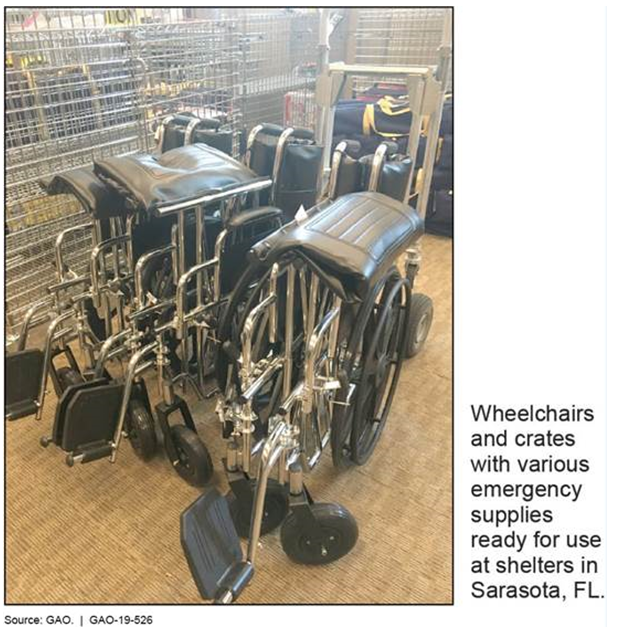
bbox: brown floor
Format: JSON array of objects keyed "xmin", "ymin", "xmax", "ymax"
[{"xmin": 5, "ymin": 235, "xmax": 452, "ymax": 605}]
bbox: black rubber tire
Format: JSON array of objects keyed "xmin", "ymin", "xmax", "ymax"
[
  {"xmin": 127, "ymin": 400, "xmax": 158, "ymax": 462},
  {"xmin": 350, "ymin": 277, "xmax": 409, "ymax": 465},
  {"xmin": 168, "ymin": 425, "xmax": 213, "ymax": 487},
  {"xmin": 405, "ymin": 293, "xmax": 433, "ymax": 359},
  {"xmin": 226, "ymin": 479, "xmax": 289, "ymax": 538},
  {"xmin": 280, "ymin": 502, "xmax": 359, "ymax": 565},
  {"xmin": 56, "ymin": 366, "xmax": 84, "ymax": 391},
  {"xmin": 330, "ymin": 267, "xmax": 400, "ymax": 468}
]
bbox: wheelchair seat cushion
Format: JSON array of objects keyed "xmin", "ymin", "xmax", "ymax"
[
  {"xmin": 42, "ymin": 168, "xmax": 127, "ymax": 219},
  {"xmin": 94, "ymin": 144, "xmax": 262, "ymax": 216},
  {"xmin": 250, "ymin": 191, "xmax": 423, "ymax": 301}
]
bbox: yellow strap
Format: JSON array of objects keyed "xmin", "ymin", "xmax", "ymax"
[
  {"xmin": 362, "ymin": 104, "xmax": 374, "ymax": 136},
  {"xmin": 376, "ymin": 96, "xmax": 411, "ymax": 116},
  {"xmin": 362, "ymin": 97, "xmax": 411, "ymax": 138}
]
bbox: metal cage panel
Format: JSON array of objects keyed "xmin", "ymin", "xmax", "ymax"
[{"xmin": 4, "ymin": 7, "xmax": 450, "ymax": 334}]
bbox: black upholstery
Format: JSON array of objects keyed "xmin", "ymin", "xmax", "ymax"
[
  {"xmin": 250, "ymin": 192, "xmax": 423, "ymax": 302},
  {"xmin": 161, "ymin": 115, "xmax": 233, "ymax": 155},
  {"xmin": 94, "ymin": 144, "xmax": 262, "ymax": 215},
  {"xmin": 221, "ymin": 208, "xmax": 283, "ymax": 295},
  {"xmin": 42, "ymin": 168, "xmax": 126, "ymax": 219},
  {"xmin": 225, "ymin": 206, "xmax": 282, "ymax": 232}
]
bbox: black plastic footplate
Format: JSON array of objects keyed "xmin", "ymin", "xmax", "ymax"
[
  {"xmin": 181, "ymin": 487, "xmax": 254, "ymax": 602},
  {"xmin": 5, "ymin": 349, "xmax": 44, "ymax": 420}
]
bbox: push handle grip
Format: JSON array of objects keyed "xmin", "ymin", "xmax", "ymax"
[
  {"xmin": 340, "ymin": 139, "xmax": 362, "ymax": 156},
  {"xmin": 259, "ymin": 123, "xmax": 285, "ymax": 136},
  {"xmin": 289, "ymin": 127, "xmax": 314, "ymax": 141},
  {"xmin": 195, "ymin": 117, "xmax": 222, "ymax": 131},
  {"xmin": 380, "ymin": 141, "xmax": 400, "ymax": 157},
  {"xmin": 170, "ymin": 114, "xmax": 222, "ymax": 130}
]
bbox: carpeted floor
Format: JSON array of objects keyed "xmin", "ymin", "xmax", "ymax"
[{"xmin": 5, "ymin": 234, "xmax": 452, "ymax": 605}]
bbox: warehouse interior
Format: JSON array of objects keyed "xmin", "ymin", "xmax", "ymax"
[{"xmin": 4, "ymin": 7, "xmax": 453, "ymax": 604}]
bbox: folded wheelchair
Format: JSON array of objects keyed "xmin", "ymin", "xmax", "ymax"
[
  {"xmin": 180, "ymin": 169, "xmax": 429, "ymax": 602},
  {"xmin": 5, "ymin": 118, "xmax": 324, "ymax": 487}
]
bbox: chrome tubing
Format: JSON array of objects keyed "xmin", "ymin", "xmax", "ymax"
[
  {"xmin": 175, "ymin": 257, "xmax": 219, "ymax": 340},
  {"xmin": 94, "ymin": 328, "xmax": 132, "ymax": 378},
  {"xmin": 271, "ymin": 128, "xmax": 295, "ymax": 204},
  {"xmin": 367, "ymin": 142, "xmax": 391, "ymax": 192},
  {"xmin": 36, "ymin": 310, "xmax": 75, "ymax": 420},
  {"xmin": 302, "ymin": 301, "xmax": 341, "ymax": 416},
  {"xmin": 157, "ymin": 179, "xmax": 272, "ymax": 216},
  {"xmin": 183, "ymin": 116, "xmax": 201, "ymax": 145},
  {"xmin": 55, "ymin": 223, "xmax": 94, "ymax": 283},
  {"xmin": 283, "ymin": 264, "xmax": 296, "ymax": 398},
  {"xmin": 90, "ymin": 235, "xmax": 130, "ymax": 306},
  {"xmin": 110, "ymin": 341, "xmax": 158, "ymax": 462},
  {"xmin": 246, "ymin": 418, "xmax": 288, "ymax": 564},
  {"xmin": 245, "ymin": 124, "xmax": 264, "ymax": 167},
  {"xmin": 327, "ymin": 141, "xmax": 349, "ymax": 200},
  {"xmin": 240, "ymin": 293, "xmax": 277, "ymax": 383},
  {"xmin": 17, "ymin": 299, "xmax": 52, "ymax": 351},
  {"xmin": 268, "ymin": 263, "xmax": 280, "ymax": 343}
]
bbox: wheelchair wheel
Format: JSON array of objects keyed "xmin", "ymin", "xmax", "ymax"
[
  {"xmin": 331, "ymin": 269, "xmax": 410, "ymax": 466},
  {"xmin": 56, "ymin": 367, "xmax": 83, "ymax": 391},
  {"xmin": 404, "ymin": 293, "xmax": 433, "ymax": 358},
  {"xmin": 280, "ymin": 502, "xmax": 358, "ymax": 565},
  {"xmin": 351, "ymin": 276, "xmax": 410, "ymax": 464},
  {"xmin": 127, "ymin": 399, "xmax": 158, "ymax": 462},
  {"xmin": 226, "ymin": 479, "xmax": 289, "ymax": 538},
  {"xmin": 168, "ymin": 425, "xmax": 213, "ymax": 487}
]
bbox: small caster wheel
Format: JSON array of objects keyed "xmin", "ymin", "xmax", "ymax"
[
  {"xmin": 66, "ymin": 454, "xmax": 75, "ymax": 468},
  {"xmin": 127, "ymin": 399, "xmax": 158, "ymax": 462},
  {"xmin": 56, "ymin": 366, "xmax": 84, "ymax": 392},
  {"xmin": 167, "ymin": 425, "xmax": 213, "ymax": 487},
  {"xmin": 405, "ymin": 293, "xmax": 433, "ymax": 359},
  {"xmin": 226, "ymin": 479, "xmax": 289, "ymax": 538},
  {"xmin": 280, "ymin": 502, "xmax": 358, "ymax": 565},
  {"xmin": 40, "ymin": 435, "xmax": 52, "ymax": 448}
]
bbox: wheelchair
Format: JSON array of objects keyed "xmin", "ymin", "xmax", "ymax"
[
  {"xmin": 180, "ymin": 162, "xmax": 429, "ymax": 602},
  {"xmin": 5, "ymin": 118, "xmax": 323, "ymax": 488}
]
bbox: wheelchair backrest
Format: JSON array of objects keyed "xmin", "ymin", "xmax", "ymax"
[{"xmin": 159, "ymin": 113, "xmax": 233, "ymax": 156}]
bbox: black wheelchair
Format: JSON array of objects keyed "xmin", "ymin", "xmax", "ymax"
[
  {"xmin": 181, "ymin": 185, "xmax": 427, "ymax": 602},
  {"xmin": 5, "ymin": 118, "xmax": 323, "ymax": 488}
]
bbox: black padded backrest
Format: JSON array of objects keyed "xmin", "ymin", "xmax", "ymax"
[
  {"xmin": 332, "ymin": 154, "xmax": 363, "ymax": 199},
  {"xmin": 379, "ymin": 158, "xmax": 412, "ymax": 202},
  {"xmin": 162, "ymin": 121, "xmax": 233, "ymax": 156},
  {"xmin": 220, "ymin": 207, "xmax": 283, "ymax": 295}
]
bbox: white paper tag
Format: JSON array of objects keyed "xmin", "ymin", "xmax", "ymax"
[{"xmin": 294, "ymin": 204, "xmax": 308, "ymax": 223}]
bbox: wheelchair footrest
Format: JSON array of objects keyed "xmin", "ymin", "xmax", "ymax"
[
  {"xmin": 181, "ymin": 487, "xmax": 253, "ymax": 602},
  {"xmin": 66, "ymin": 440, "xmax": 113, "ymax": 466},
  {"xmin": 6, "ymin": 399, "xmax": 39, "ymax": 421},
  {"xmin": 5, "ymin": 348, "xmax": 44, "ymax": 421}
]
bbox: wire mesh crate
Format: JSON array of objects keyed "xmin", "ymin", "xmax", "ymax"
[{"xmin": 4, "ymin": 7, "xmax": 451, "ymax": 335}]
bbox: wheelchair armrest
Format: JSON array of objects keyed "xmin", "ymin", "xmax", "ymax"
[
  {"xmin": 226, "ymin": 207, "xmax": 283, "ymax": 232},
  {"xmin": 248, "ymin": 217, "xmax": 298, "ymax": 264}
]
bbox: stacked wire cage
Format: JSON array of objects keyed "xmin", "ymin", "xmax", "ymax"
[{"xmin": 4, "ymin": 7, "xmax": 452, "ymax": 339}]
